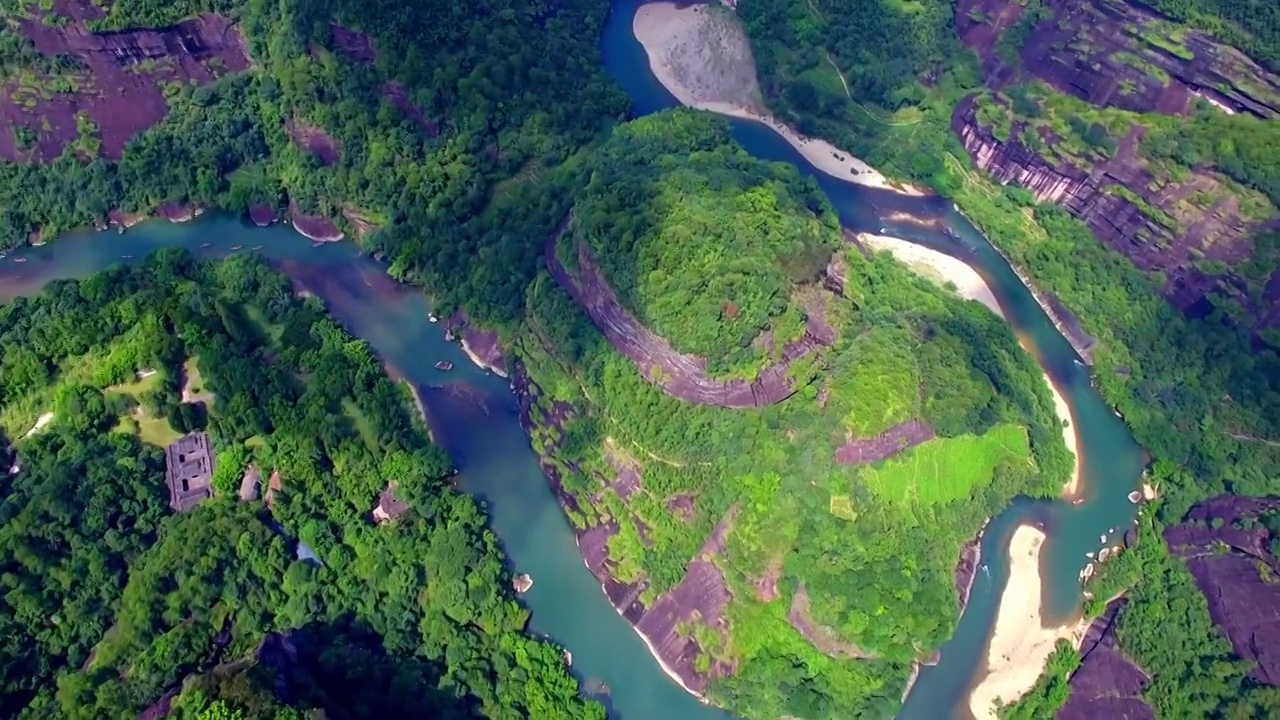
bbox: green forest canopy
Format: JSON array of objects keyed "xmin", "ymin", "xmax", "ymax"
[
  {"xmin": 516, "ymin": 111, "xmax": 1071, "ymax": 720},
  {"xmin": 0, "ymin": 252, "xmax": 602, "ymax": 719},
  {"xmin": 735, "ymin": 0, "xmax": 1280, "ymax": 717}
]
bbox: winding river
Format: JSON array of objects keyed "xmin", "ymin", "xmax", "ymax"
[{"xmin": 0, "ymin": 2, "xmax": 1145, "ymax": 717}]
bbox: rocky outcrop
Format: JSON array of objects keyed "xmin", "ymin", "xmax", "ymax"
[
  {"xmin": 1164, "ymin": 496, "xmax": 1280, "ymax": 686},
  {"xmin": 957, "ymin": 0, "xmax": 1280, "ymax": 119},
  {"xmin": 955, "ymin": 527, "xmax": 985, "ymax": 611},
  {"xmin": 249, "ymin": 204, "xmax": 277, "ymax": 226},
  {"xmin": 445, "ymin": 311, "xmax": 508, "ymax": 377},
  {"xmin": 1059, "ymin": 597, "xmax": 1152, "ymax": 720},
  {"xmin": 288, "ymin": 203, "xmax": 344, "ymax": 243},
  {"xmin": 834, "ymin": 419, "xmax": 934, "ymax": 465},
  {"xmin": 953, "ymin": 1, "xmax": 1280, "ymax": 337},
  {"xmin": 513, "ymin": 363, "xmax": 733, "ymax": 693},
  {"xmin": 952, "ymin": 94, "xmax": 1269, "ymax": 333},
  {"xmin": 545, "ymin": 221, "xmax": 827, "ymax": 408},
  {"xmin": 5, "ymin": 7, "xmax": 250, "ymax": 162}
]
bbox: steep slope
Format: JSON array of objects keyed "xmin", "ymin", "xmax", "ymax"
[
  {"xmin": 733, "ymin": 0, "xmax": 1280, "ymax": 716},
  {"xmin": 952, "ymin": 0, "xmax": 1280, "ymax": 339},
  {"xmin": 515, "ymin": 110, "xmax": 1072, "ymax": 719}
]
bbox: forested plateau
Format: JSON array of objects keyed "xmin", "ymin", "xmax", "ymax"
[
  {"xmin": 730, "ymin": 0, "xmax": 1280, "ymax": 716},
  {"xmin": 517, "ymin": 111, "xmax": 1071, "ymax": 718}
]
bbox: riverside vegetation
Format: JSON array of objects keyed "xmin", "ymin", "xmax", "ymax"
[
  {"xmin": 733, "ymin": 0, "xmax": 1280, "ymax": 716},
  {"xmin": 0, "ymin": 253, "xmax": 601, "ymax": 719},
  {"xmin": 520, "ymin": 112, "xmax": 1071, "ymax": 718},
  {"xmin": 1, "ymin": 0, "xmax": 1278, "ymax": 718}
]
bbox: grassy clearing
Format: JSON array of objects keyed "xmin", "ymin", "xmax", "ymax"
[
  {"xmin": 859, "ymin": 423, "xmax": 1031, "ymax": 505},
  {"xmin": 113, "ymin": 410, "xmax": 182, "ymax": 447},
  {"xmin": 829, "ymin": 494, "xmax": 855, "ymax": 520},
  {"xmin": 244, "ymin": 305, "xmax": 284, "ymax": 343},
  {"xmin": 182, "ymin": 357, "xmax": 216, "ymax": 408}
]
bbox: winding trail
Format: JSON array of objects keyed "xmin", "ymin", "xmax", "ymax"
[{"xmin": 544, "ymin": 220, "xmax": 830, "ymax": 408}]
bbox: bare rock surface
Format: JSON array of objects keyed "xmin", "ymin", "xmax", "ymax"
[
  {"xmin": 1059, "ymin": 597, "xmax": 1152, "ymax": 720},
  {"xmin": 1164, "ymin": 495, "xmax": 1280, "ymax": 686},
  {"xmin": 957, "ymin": 0, "xmax": 1280, "ymax": 118},
  {"xmin": 834, "ymin": 419, "xmax": 934, "ymax": 465},
  {"xmin": 951, "ymin": 0, "xmax": 1280, "ymax": 337},
  {"xmin": 2, "ymin": 5, "xmax": 249, "ymax": 162}
]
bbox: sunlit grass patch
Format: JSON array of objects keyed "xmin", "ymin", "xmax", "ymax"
[{"xmin": 860, "ymin": 423, "xmax": 1030, "ymax": 505}]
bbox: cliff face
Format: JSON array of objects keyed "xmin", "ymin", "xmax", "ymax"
[
  {"xmin": 513, "ymin": 364, "xmax": 734, "ymax": 694},
  {"xmin": 3, "ymin": 5, "xmax": 249, "ymax": 162},
  {"xmin": 952, "ymin": 93, "xmax": 1273, "ymax": 330},
  {"xmin": 952, "ymin": 0, "xmax": 1280, "ymax": 335},
  {"xmin": 956, "ymin": 0, "xmax": 1280, "ymax": 119},
  {"xmin": 1059, "ymin": 598, "xmax": 1152, "ymax": 720},
  {"xmin": 1164, "ymin": 496, "xmax": 1280, "ymax": 687}
]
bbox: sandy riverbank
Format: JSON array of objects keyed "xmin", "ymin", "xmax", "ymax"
[
  {"xmin": 859, "ymin": 233, "xmax": 1081, "ymax": 499},
  {"xmin": 632, "ymin": 2, "xmax": 925, "ymax": 196},
  {"xmin": 968, "ymin": 524, "xmax": 1089, "ymax": 719},
  {"xmin": 859, "ymin": 233, "xmax": 1003, "ymax": 317}
]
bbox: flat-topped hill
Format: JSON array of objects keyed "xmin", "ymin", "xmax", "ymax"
[
  {"xmin": 521, "ymin": 111, "xmax": 1073, "ymax": 718},
  {"xmin": 571, "ymin": 111, "xmax": 839, "ymax": 377}
]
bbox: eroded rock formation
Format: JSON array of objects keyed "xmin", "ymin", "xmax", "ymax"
[
  {"xmin": 3, "ymin": 5, "xmax": 249, "ymax": 161},
  {"xmin": 952, "ymin": 94, "xmax": 1274, "ymax": 332},
  {"xmin": 1059, "ymin": 597, "xmax": 1153, "ymax": 720},
  {"xmin": 952, "ymin": 0, "xmax": 1280, "ymax": 337},
  {"xmin": 957, "ymin": 0, "xmax": 1280, "ymax": 119},
  {"xmin": 544, "ymin": 221, "xmax": 828, "ymax": 408},
  {"xmin": 834, "ymin": 419, "xmax": 935, "ymax": 465},
  {"xmin": 1164, "ymin": 496, "xmax": 1280, "ymax": 686}
]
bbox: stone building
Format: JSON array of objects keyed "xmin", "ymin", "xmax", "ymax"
[{"xmin": 165, "ymin": 432, "xmax": 214, "ymax": 512}]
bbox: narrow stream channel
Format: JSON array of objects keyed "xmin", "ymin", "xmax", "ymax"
[{"xmin": 0, "ymin": 4, "xmax": 1146, "ymax": 717}]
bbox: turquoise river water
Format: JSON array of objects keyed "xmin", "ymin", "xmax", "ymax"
[{"xmin": 0, "ymin": 2, "xmax": 1145, "ymax": 717}]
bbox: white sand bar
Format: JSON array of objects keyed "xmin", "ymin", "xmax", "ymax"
[
  {"xmin": 632, "ymin": 2, "xmax": 925, "ymax": 196},
  {"xmin": 860, "ymin": 233, "xmax": 1004, "ymax": 317},
  {"xmin": 968, "ymin": 525, "xmax": 1088, "ymax": 719}
]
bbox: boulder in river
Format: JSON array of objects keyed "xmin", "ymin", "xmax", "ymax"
[{"xmin": 513, "ymin": 573, "xmax": 533, "ymax": 594}]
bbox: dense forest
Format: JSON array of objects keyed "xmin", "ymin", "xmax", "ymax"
[
  {"xmin": 735, "ymin": 0, "xmax": 1280, "ymax": 717},
  {"xmin": 0, "ymin": 0, "xmax": 628, "ymax": 328},
  {"xmin": 517, "ymin": 111, "xmax": 1071, "ymax": 719},
  {"xmin": 0, "ymin": 253, "xmax": 601, "ymax": 719},
  {"xmin": 3, "ymin": 0, "xmax": 1280, "ymax": 716}
]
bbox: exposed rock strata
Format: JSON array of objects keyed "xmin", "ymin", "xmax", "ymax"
[
  {"xmin": 1164, "ymin": 496, "xmax": 1280, "ymax": 686},
  {"xmin": 952, "ymin": 94, "xmax": 1272, "ymax": 336},
  {"xmin": 4, "ymin": 7, "xmax": 249, "ymax": 162},
  {"xmin": 288, "ymin": 203, "xmax": 344, "ymax": 243},
  {"xmin": 952, "ymin": 0, "xmax": 1280, "ymax": 337},
  {"xmin": 957, "ymin": 0, "xmax": 1280, "ymax": 119},
  {"xmin": 544, "ymin": 222, "xmax": 828, "ymax": 408},
  {"xmin": 1059, "ymin": 597, "xmax": 1153, "ymax": 720},
  {"xmin": 955, "ymin": 528, "xmax": 984, "ymax": 611},
  {"xmin": 513, "ymin": 364, "xmax": 733, "ymax": 693},
  {"xmin": 834, "ymin": 419, "xmax": 934, "ymax": 465},
  {"xmin": 445, "ymin": 311, "xmax": 508, "ymax": 377}
]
